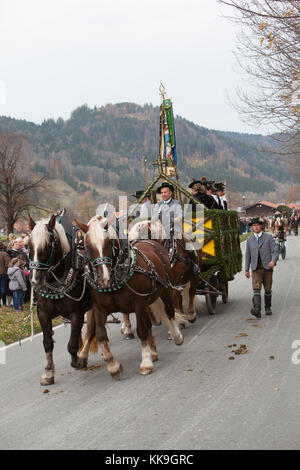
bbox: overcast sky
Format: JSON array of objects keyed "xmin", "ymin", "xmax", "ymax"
[{"xmin": 0, "ymin": 0, "xmax": 265, "ymax": 134}]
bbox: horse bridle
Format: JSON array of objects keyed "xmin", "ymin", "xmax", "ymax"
[{"xmin": 29, "ymin": 229, "xmax": 58, "ymax": 271}]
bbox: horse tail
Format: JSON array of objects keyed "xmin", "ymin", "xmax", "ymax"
[
  {"xmin": 79, "ymin": 309, "xmax": 99, "ymax": 355},
  {"xmin": 89, "ymin": 335, "xmax": 99, "ymax": 355}
]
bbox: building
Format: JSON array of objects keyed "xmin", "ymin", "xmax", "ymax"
[
  {"xmin": 245, "ymin": 201, "xmax": 300, "ymax": 218},
  {"xmin": 245, "ymin": 201, "xmax": 278, "ymax": 218}
]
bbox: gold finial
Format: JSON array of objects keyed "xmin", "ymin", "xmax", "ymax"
[{"xmin": 159, "ymin": 82, "xmax": 166, "ymax": 100}]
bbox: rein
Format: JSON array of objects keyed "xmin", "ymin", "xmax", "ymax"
[{"xmin": 30, "ymin": 228, "xmax": 87, "ymax": 302}]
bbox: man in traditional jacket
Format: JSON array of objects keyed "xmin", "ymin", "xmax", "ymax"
[
  {"xmin": 187, "ymin": 179, "xmax": 221, "ymax": 210},
  {"xmin": 152, "ymin": 182, "xmax": 182, "ymax": 238},
  {"xmin": 152, "ymin": 182, "xmax": 200, "ymax": 275},
  {"xmin": 245, "ymin": 217, "xmax": 279, "ymax": 318},
  {"xmin": 128, "ymin": 190, "xmax": 151, "ymax": 220},
  {"xmin": 213, "ymin": 182, "xmax": 228, "ymax": 210}
]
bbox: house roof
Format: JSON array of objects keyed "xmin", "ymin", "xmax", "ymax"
[
  {"xmin": 245, "ymin": 201, "xmax": 277, "ymax": 210},
  {"xmin": 245, "ymin": 201, "xmax": 300, "ymax": 211}
]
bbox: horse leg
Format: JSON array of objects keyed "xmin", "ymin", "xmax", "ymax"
[
  {"xmin": 186, "ymin": 279, "xmax": 197, "ymax": 323},
  {"xmin": 37, "ymin": 307, "xmax": 55, "ymax": 386},
  {"xmin": 150, "ymin": 297, "xmax": 184, "ymax": 346},
  {"xmin": 120, "ymin": 313, "xmax": 135, "ymax": 340},
  {"xmin": 77, "ymin": 310, "xmax": 98, "ymax": 369},
  {"xmin": 68, "ymin": 311, "xmax": 85, "ymax": 368},
  {"xmin": 147, "ymin": 327, "xmax": 158, "ymax": 362},
  {"xmin": 95, "ymin": 309, "xmax": 123, "ymax": 379},
  {"xmin": 146, "ymin": 306, "xmax": 161, "ymax": 326},
  {"xmin": 135, "ymin": 308, "xmax": 154, "ymax": 375}
]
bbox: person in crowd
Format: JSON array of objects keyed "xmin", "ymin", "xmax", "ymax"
[
  {"xmin": 245, "ymin": 217, "xmax": 279, "ymax": 318},
  {"xmin": 0, "ymin": 242, "xmax": 10, "ymax": 309},
  {"xmin": 8, "ymin": 233, "xmax": 16, "ymax": 243},
  {"xmin": 7, "ymin": 258, "xmax": 27, "ymax": 312},
  {"xmin": 213, "ymin": 182, "xmax": 228, "ymax": 210},
  {"xmin": 7, "ymin": 240, "xmax": 20, "ymax": 259},
  {"xmin": 187, "ymin": 179, "xmax": 222, "ymax": 210},
  {"xmin": 15, "ymin": 238, "xmax": 30, "ymax": 266},
  {"xmin": 128, "ymin": 190, "xmax": 151, "ymax": 220}
]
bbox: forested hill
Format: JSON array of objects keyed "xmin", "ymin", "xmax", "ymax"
[{"xmin": 0, "ymin": 102, "xmax": 291, "ymax": 197}]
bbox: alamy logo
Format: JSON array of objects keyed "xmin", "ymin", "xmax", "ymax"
[
  {"xmin": 0, "ymin": 341, "xmax": 6, "ymax": 365},
  {"xmin": 291, "ymin": 340, "xmax": 300, "ymax": 365}
]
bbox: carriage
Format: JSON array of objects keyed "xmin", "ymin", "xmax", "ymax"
[
  {"xmin": 27, "ymin": 85, "xmax": 242, "ymax": 385},
  {"xmin": 132, "ymin": 84, "xmax": 242, "ymax": 316},
  {"xmin": 184, "ymin": 209, "xmax": 242, "ymax": 315}
]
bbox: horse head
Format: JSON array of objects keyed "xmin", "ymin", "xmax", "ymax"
[
  {"xmin": 75, "ymin": 215, "xmax": 116, "ymax": 288},
  {"xmin": 28, "ymin": 214, "xmax": 70, "ymax": 287}
]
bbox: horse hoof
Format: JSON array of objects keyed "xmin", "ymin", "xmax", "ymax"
[
  {"xmin": 123, "ymin": 333, "xmax": 134, "ymax": 340},
  {"xmin": 188, "ymin": 315, "xmax": 197, "ymax": 324},
  {"xmin": 140, "ymin": 366, "xmax": 153, "ymax": 375},
  {"xmin": 174, "ymin": 334, "xmax": 184, "ymax": 346},
  {"xmin": 111, "ymin": 364, "xmax": 123, "ymax": 379},
  {"xmin": 41, "ymin": 376, "xmax": 55, "ymax": 386},
  {"xmin": 76, "ymin": 357, "xmax": 88, "ymax": 369},
  {"xmin": 151, "ymin": 353, "xmax": 158, "ymax": 362}
]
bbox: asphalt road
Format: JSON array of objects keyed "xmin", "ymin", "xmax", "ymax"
[{"xmin": 1, "ymin": 235, "xmax": 300, "ymax": 450}]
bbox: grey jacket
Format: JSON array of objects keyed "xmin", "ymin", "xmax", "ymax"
[
  {"xmin": 152, "ymin": 198, "xmax": 183, "ymax": 237},
  {"xmin": 245, "ymin": 232, "xmax": 279, "ymax": 272},
  {"xmin": 7, "ymin": 266, "xmax": 27, "ymax": 291}
]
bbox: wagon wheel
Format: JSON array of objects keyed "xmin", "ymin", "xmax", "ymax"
[
  {"xmin": 205, "ymin": 288, "xmax": 217, "ymax": 315},
  {"xmin": 221, "ymin": 281, "xmax": 229, "ymax": 304}
]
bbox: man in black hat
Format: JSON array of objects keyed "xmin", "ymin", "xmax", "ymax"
[
  {"xmin": 188, "ymin": 179, "xmax": 221, "ymax": 209},
  {"xmin": 152, "ymin": 182, "xmax": 182, "ymax": 237},
  {"xmin": 213, "ymin": 182, "xmax": 228, "ymax": 210},
  {"xmin": 152, "ymin": 182, "xmax": 200, "ymax": 275},
  {"xmin": 245, "ymin": 217, "xmax": 278, "ymax": 318},
  {"xmin": 128, "ymin": 190, "xmax": 151, "ymax": 220}
]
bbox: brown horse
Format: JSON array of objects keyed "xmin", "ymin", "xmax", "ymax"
[
  {"xmin": 120, "ymin": 220, "xmax": 201, "ymax": 339},
  {"xmin": 28, "ymin": 215, "xmax": 92, "ymax": 385},
  {"xmin": 74, "ymin": 215, "xmax": 183, "ymax": 377}
]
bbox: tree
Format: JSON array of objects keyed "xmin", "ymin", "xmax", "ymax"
[
  {"xmin": 0, "ymin": 132, "xmax": 46, "ymax": 233},
  {"xmin": 219, "ymin": 1, "xmax": 300, "ymax": 180}
]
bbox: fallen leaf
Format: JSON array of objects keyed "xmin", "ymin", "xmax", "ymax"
[
  {"xmin": 87, "ymin": 365, "xmax": 102, "ymax": 371},
  {"xmin": 273, "ymin": 387, "xmax": 280, "ymax": 392},
  {"xmin": 269, "ymin": 355, "xmax": 275, "ymax": 360},
  {"xmin": 54, "ymin": 390, "xmax": 64, "ymax": 395},
  {"xmin": 43, "ymin": 389, "xmax": 50, "ymax": 394},
  {"xmin": 231, "ymin": 344, "xmax": 248, "ymax": 355},
  {"xmin": 186, "ymin": 369, "xmax": 193, "ymax": 372},
  {"xmin": 235, "ymin": 333, "xmax": 248, "ymax": 338},
  {"xmin": 228, "ymin": 356, "xmax": 235, "ymax": 360},
  {"xmin": 252, "ymin": 324, "xmax": 260, "ymax": 328}
]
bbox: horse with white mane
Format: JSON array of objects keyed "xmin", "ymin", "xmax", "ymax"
[
  {"xmin": 74, "ymin": 215, "xmax": 184, "ymax": 378},
  {"xmin": 28, "ymin": 214, "xmax": 92, "ymax": 386}
]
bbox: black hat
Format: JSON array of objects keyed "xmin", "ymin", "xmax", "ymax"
[
  {"xmin": 188, "ymin": 179, "xmax": 203, "ymax": 189},
  {"xmin": 132, "ymin": 190, "xmax": 150, "ymax": 199},
  {"xmin": 249, "ymin": 217, "xmax": 264, "ymax": 226},
  {"xmin": 156, "ymin": 182, "xmax": 174, "ymax": 193},
  {"xmin": 203, "ymin": 180, "xmax": 215, "ymax": 190},
  {"xmin": 214, "ymin": 182, "xmax": 225, "ymax": 192}
]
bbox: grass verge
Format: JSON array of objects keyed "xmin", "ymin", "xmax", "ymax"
[{"xmin": 0, "ymin": 303, "xmax": 63, "ymax": 345}]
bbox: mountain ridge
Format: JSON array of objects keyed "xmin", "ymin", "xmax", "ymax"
[{"xmin": 0, "ymin": 102, "xmax": 291, "ymax": 202}]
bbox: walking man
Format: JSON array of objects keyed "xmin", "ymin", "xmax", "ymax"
[{"xmin": 245, "ymin": 217, "xmax": 279, "ymax": 317}]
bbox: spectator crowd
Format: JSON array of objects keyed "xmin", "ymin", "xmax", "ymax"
[{"xmin": 0, "ymin": 233, "xmax": 30, "ymax": 312}]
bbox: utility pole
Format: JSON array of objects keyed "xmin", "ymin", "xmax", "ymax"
[{"xmin": 142, "ymin": 155, "xmax": 147, "ymax": 189}]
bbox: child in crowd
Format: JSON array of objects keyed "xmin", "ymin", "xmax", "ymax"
[{"xmin": 7, "ymin": 258, "xmax": 27, "ymax": 312}]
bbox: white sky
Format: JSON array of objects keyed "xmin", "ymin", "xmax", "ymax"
[{"xmin": 0, "ymin": 0, "xmax": 265, "ymax": 134}]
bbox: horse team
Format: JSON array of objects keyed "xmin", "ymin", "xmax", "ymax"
[{"xmin": 28, "ymin": 214, "xmax": 202, "ymax": 386}]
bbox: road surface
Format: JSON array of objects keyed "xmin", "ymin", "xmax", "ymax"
[{"xmin": 0, "ymin": 236, "xmax": 299, "ymax": 450}]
